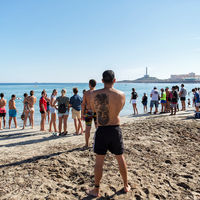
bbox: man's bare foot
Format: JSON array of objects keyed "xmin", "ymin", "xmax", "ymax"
[
  {"xmin": 22, "ymin": 127, "xmax": 25, "ymax": 130},
  {"xmin": 15, "ymin": 126, "xmax": 20, "ymax": 129},
  {"xmin": 73, "ymin": 132, "xmax": 79, "ymax": 135},
  {"xmin": 85, "ymin": 189, "xmax": 100, "ymax": 197},
  {"xmin": 31, "ymin": 127, "xmax": 34, "ymax": 129},
  {"xmin": 124, "ymin": 184, "xmax": 131, "ymax": 193}
]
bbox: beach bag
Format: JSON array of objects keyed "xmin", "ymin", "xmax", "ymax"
[{"xmin": 58, "ymin": 103, "xmax": 66, "ymax": 113}]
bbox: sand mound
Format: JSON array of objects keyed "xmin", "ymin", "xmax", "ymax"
[{"xmin": 0, "ymin": 117, "xmax": 200, "ymax": 199}]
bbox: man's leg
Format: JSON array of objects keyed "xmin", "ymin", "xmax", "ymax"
[
  {"xmin": 74, "ymin": 118, "xmax": 78, "ymax": 133},
  {"xmin": 78, "ymin": 118, "xmax": 83, "ymax": 133},
  {"xmin": 0, "ymin": 117, "xmax": 2, "ymax": 129},
  {"xmin": 181, "ymin": 101, "xmax": 184, "ymax": 110},
  {"xmin": 85, "ymin": 125, "xmax": 91, "ymax": 147},
  {"xmin": 9, "ymin": 117, "xmax": 12, "ymax": 129},
  {"xmin": 13, "ymin": 117, "xmax": 17, "ymax": 128},
  {"xmin": 86, "ymin": 154, "xmax": 105, "ymax": 197},
  {"xmin": 183, "ymin": 101, "xmax": 186, "ymax": 110},
  {"xmin": 3, "ymin": 116, "xmax": 6, "ymax": 128},
  {"xmin": 115, "ymin": 154, "xmax": 131, "ymax": 192}
]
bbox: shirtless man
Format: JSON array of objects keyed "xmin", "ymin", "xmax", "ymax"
[
  {"xmin": 0, "ymin": 93, "xmax": 7, "ymax": 130},
  {"xmin": 23, "ymin": 90, "xmax": 37, "ymax": 129},
  {"xmin": 9, "ymin": 94, "xmax": 18, "ymax": 129},
  {"xmin": 86, "ymin": 70, "xmax": 131, "ymax": 197},
  {"xmin": 81, "ymin": 79, "xmax": 97, "ymax": 147}
]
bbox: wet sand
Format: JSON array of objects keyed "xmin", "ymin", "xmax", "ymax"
[{"xmin": 0, "ymin": 108, "xmax": 200, "ymax": 200}]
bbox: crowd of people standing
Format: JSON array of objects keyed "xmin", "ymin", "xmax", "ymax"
[{"xmin": 130, "ymin": 84, "xmax": 199, "ymax": 115}]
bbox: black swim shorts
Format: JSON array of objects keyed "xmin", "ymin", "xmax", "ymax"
[
  {"xmin": 0, "ymin": 113, "xmax": 6, "ymax": 117},
  {"xmin": 93, "ymin": 125, "xmax": 124, "ymax": 155},
  {"xmin": 180, "ymin": 97, "xmax": 186, "ymax": 101}
]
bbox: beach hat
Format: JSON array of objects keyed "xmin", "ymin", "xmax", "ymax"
[{"xmin": 166, "ymin": 86, "xmax": 169, "ymax": 89}]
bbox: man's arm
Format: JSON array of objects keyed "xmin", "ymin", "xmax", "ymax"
[
  {"xmin": 13, "ymin": 101, "xmax": 18, "ymax": 112},
  {"xmin": 81, "ymin": 94, "xmax": 86, "ymax": 118}
]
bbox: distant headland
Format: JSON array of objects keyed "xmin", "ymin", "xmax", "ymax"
[{"xmin": 117, "ymin": 68, "xmax": 200, "ymax": 83}]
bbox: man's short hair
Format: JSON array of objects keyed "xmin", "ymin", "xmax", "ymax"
[
  {"xmin": 30, "ymin": 90, "xmax": 34, "ymax": 96},
  {"xmin": 12, "ymin": 94, "xmax": 16, "ymax": 98},
  {"xmin": 89, "ymin": 79, "xmax": 96, "ymax": 87},
  {"xmin": 0, "ymin": 93, "xmax": 4, "ymax": 98},
  {"xmin": 192, "ymin": 88, "xmax": 196, "ymax": 92},
  {"xmin": 181, "ymin": 84, "xmax": 184, "ymax": 87},
  {"xmin": 24, "ymin": 93, "xmax": 28, "ymax": 97},
  {"xmin": 102, "ymin": 70, "xmax": 115, "ymax": 84},
  {"xmin": 73, "ymin": 87, "xmax": 78, "ymax": 94}
]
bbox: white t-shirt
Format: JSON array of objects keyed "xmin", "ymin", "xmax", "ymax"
[{"xmin": 151, "ymin": 89, "xmax": 159, "ymax": 101}]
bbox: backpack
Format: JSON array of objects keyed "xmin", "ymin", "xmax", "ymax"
[{"xmin": 58, "ymin": 103, "xmax": 66, "ymax": 113}]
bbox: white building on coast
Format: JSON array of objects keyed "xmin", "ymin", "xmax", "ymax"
[{"xmin": 170, "ymin": 72, "xmax": 200, "ymax": 81}]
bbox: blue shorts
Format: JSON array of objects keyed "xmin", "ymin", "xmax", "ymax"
[
  {"xmin": 143, "ymin": 102, "xmax": 147, "ymax": 106},
  {"xmin": 9, "ymin": 109, "xmax": 17, "ymax": 117},
  {"xmin": 161, "ymin": 100, "xmax": 166, "ymax": 104},
  {"xmin": 150, "ymin": 100, "xmax": 158, "ymax": 108}
]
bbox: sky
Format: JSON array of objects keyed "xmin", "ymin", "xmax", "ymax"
[{"xmin": 0, "ymin": 0, "xmax": 200, "ymax": 83}]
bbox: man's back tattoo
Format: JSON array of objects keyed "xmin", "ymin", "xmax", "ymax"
[{"xmin": 94, "ymin": 93, "xmax": 109, "ymax": 125}]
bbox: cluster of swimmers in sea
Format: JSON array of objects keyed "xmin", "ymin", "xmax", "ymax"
[{"xmin": 131, "ymin": 84, "xmax": 199, "ymax": 115}]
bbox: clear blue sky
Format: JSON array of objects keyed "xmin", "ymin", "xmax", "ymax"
[{"xmin": 0, "ymin": 0, "xmax": 199, "ymax": 83}]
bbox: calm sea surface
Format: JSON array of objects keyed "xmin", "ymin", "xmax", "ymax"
[{"xmin": 0, "ymin": 83, "xmax": 197, "ymax": 127}]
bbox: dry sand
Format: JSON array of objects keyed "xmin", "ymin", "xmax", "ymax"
[{"xmin": 0, "ymin": 108, "xmax": 200, "ymax": 200}]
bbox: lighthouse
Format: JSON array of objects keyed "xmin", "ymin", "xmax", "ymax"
[{"xmin": 144, "ymin": 67, "xmax": 149, "ymax": 78}]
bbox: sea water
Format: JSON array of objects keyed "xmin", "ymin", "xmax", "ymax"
[{"xmin": 0, "ymin": 83, "xmax": 197, "ymax": 127}]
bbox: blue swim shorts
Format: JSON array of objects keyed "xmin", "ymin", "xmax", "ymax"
[
  {"xmin": 9, "ymin": 109, "xmax": 17, "ymax": 117},
  {"xmin": 161, "ymin": 100, "xmax": 166, "ymax": 104},
  {"xmin": 150, "ymin": 100, "xmax": 158, "ymax": 108}
]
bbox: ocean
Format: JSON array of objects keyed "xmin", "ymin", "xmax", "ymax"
[{"xmin": 0, "ymin": 83, "xmax": 197, "ymax": 127}]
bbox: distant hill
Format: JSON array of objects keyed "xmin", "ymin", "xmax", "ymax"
[{"xmin": 117, "ymin": 76, "xmax": 200, "ymax": 83}]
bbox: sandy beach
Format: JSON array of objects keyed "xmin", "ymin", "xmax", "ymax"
[{"xmin": 0, "ymin": 108, "xmax": 200, "ymax": 200}]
